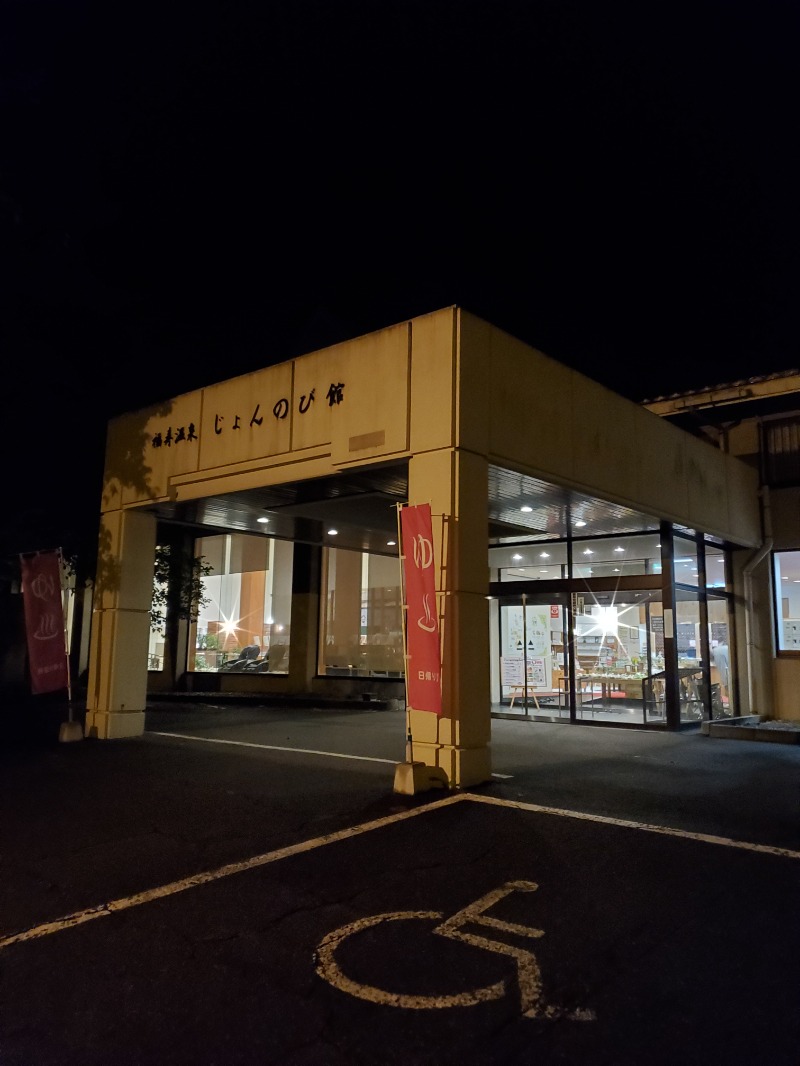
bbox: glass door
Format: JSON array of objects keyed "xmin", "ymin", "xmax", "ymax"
[
  {"xmin": 492, "ymin": 586, "xmax": 668, "ymax": 726},
  {"xmin": 573, "ymin": 590, "xmax": 663, "ymax": 726},
  {"xmin": 493, "ymin": 594, "xmax": 569, "ymax": 719}
]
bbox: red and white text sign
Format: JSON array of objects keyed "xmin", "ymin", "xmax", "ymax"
[
  {"xmin": 400, "ymin": 504, "xmax": 442, "ymax": 715},
  {"xmin": 20, "ymin": 550, "xmax": 69, "ymax": 695}
]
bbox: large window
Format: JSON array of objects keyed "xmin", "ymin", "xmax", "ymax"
[
  {"xmin": 319, "ymin": 547, "xmax": 403, "ymax": 677},
  {"xmin": 773, "ymin": 550, "xmax": 800, "ymax": 652},
  {"xmin": 188, "ymin": 533, "xmax": 294, "ymax": 673}
]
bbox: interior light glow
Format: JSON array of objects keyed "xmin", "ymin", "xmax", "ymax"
[
  {"xmin": 614, "ymin": 546, "xmax": 624, "ymax": 552},
  {"xmin": 387, "ymin": 540, "xmax": 396, "ymax": 546},
  {"xmin": 327, "ymin": 528, "xmax": 338, "ymax": 535},
  {"xmin": 596, "ymin": 605, "xmax": 619, "ymax": 635},
  {"xmin": 583, "ymin": 549, "xmax": 593, "ymax": 555},
  {"xmin": 513, "ymin": 553, "xmax": 523, "ymax": 561},
  {"xmin": 257, "ymin": 517, "xmax": 269, "ymax": 524},
  {"xmin": 575, "ymin": 520, "xmax": 587, "ymax": 527},
  {"xmin": 520, "ymin": 505, "xmax": 533, "ymax": 513},
  {"xmin": 539, "ymin": 551, "xmax": 550, "ymax": 558}
]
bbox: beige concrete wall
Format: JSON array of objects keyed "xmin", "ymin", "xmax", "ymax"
[
  {"xmin": 457, "ymin": 310, "xmax": 761, "ymax": 549},
  {"xmin": 101, "ymin": 307, "xmax": 760, "ymax": 555},
  {"xmin": 85, "ymin": 509, "xmax": 157, "ymax": 738},
  {"xmin": 103, "ymin": 317, "xmax": 427, "ymax": 513},
  {"xmin": 772, "ymin": 658, "xmax": 800, "ymax": 722}
]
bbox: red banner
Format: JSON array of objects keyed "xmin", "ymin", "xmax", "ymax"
[
  {"xmin": 20, "ymin": 550, "xmax": 69, "ymax": 695},
  {"xmin": 400, "ymin": 504, "xmax": 442, "ymax": 714}
]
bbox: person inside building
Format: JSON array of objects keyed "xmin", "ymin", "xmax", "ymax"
[{"xmin": 711, "ymin": 642, "xmax": 730, "ymax": 704}]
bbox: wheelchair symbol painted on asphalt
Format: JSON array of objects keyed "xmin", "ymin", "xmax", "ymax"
[{"xmin": 315, "ymin": 880, "xmax": 595, "ymax": 1020}]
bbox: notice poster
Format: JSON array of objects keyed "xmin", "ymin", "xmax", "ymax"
[
  {"xmin": 501, "ymin": 605, "xmax": 553, "ymax": 690},
  {"xmin": 399, "ymin": 504, "xmax": 442, "ymax": 714},
  {"xmin": 501, "ymin": 656, "xmax": 524, "ymax": 686},
  {"xmin": 20, "ymin": 549, "xmax": 69, "ymax": 695}
]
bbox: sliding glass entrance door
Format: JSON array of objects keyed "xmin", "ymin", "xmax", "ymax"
[
  {"xmin": 491, "ymin": 586, "xmax": 667, "ymax": 727},
  {"xmin": 494, "ymin": 594, "xmax": 569, "ymax": 718}
]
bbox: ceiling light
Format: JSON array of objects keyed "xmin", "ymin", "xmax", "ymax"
[
  {"xmin": 513, "ymin": 554, "xmax": 522, "ymax": 561},
  {"xmin": 539, "ymin": 551, "xmax": 550, "ymax": 559},
  {"xmin": 539, "ymin": 569, "xmax": 547, "ymax": 573},
  {"xmin": 387, "ymin": 540, "xmax": 396, "ymax": 546},
  {"xmin": 614, "ymin": 546, "xmax": 624, "ymax": 552},
  {"xmin": 257, "ymin": 517, "xmax": 269, "ymax": 524},
  {"xmin": 575, "ymin": 519, "xmax": 587, "ymax": 527},
  {"xmin": 520, "ymin": 505, "xmax": 533, "ymax": 513},
  {"xmin": 327, "ymin": 528, "xmax": 338, "ymax": 536},
  {"xmin": 613, "ymin": 567, "xmax": 620, "ymax": 572},
  {"xmin": 583, "ymin": 549, "xmax": 593, "ymax": 555}
]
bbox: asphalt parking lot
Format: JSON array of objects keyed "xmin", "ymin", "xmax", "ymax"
[{"xmin": 1, "ymin": 702, "xmax": 799, "ymax": 1065}]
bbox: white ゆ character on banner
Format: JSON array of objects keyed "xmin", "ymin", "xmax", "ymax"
[{"xmin": 412, "ymin": 533, "xmax": 437, "ymax": 633}]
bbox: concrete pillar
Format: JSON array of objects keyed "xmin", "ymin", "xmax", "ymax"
[
  {"xmin": 84, "ymin": 509, "xmax": 156, "ymax": 739},
  {"xmin": 288, "ymin": 542, "xmax": 321, "ymax": 691},
  {"xmin": 405, "ymin": 448, "xmax": 491, "ymax": 787}
]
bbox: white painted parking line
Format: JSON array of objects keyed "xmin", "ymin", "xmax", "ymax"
[
  {"xmin": 467, "ymin": 792, "xmax": 800, "ymax": 860},
  {"xmin": 149, "ymin": 731, "xmax": 398, "ymax": 765},
  {"xmin": 2, "ymin": 791, "xmax": 797, "ymax": 953},
  {"xmin": 0, "ymin": 793, "xmax": 466, "ymax": 951},
  {"xmin": 150, "ymin": 731, "xmax": 515, "ymax": 777}
]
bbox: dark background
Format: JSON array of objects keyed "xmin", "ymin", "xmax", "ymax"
[{"xmin": 2, "ymin": 0, "xmax": 797, "ymax": 566}]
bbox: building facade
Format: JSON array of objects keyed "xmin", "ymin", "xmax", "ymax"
[
  {"xmin": 644, "ymin": 369, "xmax": 800, "ymax": 726},
  {"xmin": 85, "ymin": 307, "xmax": 769, "ymax": 787}
]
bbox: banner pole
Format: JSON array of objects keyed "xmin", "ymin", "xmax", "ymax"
[
  {"xmin": 396, "ymin": 503, "xmax": 414, "ymax": 763},
  {"xmin": 57, "ymin": 549, "xmax": 82, "ymax": 743}
]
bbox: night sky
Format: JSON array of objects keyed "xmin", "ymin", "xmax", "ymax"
[{"xmin": 2, "ymin": 1, "xmax": 797, "ymax": 563}]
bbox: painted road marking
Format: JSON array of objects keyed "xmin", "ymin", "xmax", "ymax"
[
  {"xmin": 2, "ymin": 791, "xmax": 797, "ymax": 952},
  {"xmin": 466, "ymin": 793, "xmax": 800, "ymax": 861},
  {"xmin": 0, "ymin": 793, "xmax": 464, "ymax": 950},
  {"xmin": 316, "ymin": 880, "xmax": 594, "ymax": 1019},
  {"xmin": 151, "ymin": 732, "xmax": 513, "ymax": 778},
  {"xmin": 149, "ymin": 731, "xmax": 398, "ymax": 765}
]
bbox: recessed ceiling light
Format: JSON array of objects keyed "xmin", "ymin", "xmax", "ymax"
[
  {"xmin": 539, "ymin": 551, "xmax": 550, "ymax": 558},
  {"xmin": 257, "ymin": 517, "xmax": 269, "ymax": 524},
  {"xmin": 539, "ymin": 569, "xmax": 547, "ymax": 573},
  {"xmin": 613, "ymin": 567, "xmax": 620, "ymax": 572},
  {"xmin": 583, "ymin": 549, "xmax": 593, "ymax": 555},
  {"xmin": 614, "ymin": 546, "xmax": 624, "ymax": 552},
  {"xmin": 327, "ymin": 528, "xmax": 338, "ymax": 536},
  {"xmin": 575, "ymin": 519, "xmax": 587, "ymax": 527},
  {"xmin": 513, "ymin": 553, "xmax": 522, "ymax": 561},
  {"xmin": 387, "ymin": 540, "xmax": 396, "ymax": 546},
  {"xmin": 520, "ymin": 505, "xmax": 533, "ymax": 513}
]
